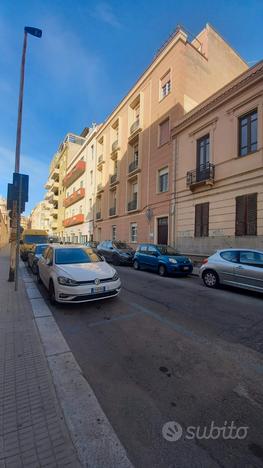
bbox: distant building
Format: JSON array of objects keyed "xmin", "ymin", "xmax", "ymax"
[
  {"xmin": 30, "ymin": 201, "xmax": 51, "ymax": 233},
  {"xmin": 0, "ymin": 197, "xmax": 10, "ymax": 248}
]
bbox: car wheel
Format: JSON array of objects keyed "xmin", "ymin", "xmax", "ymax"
[
  {"xmin": 112, "ymin": 254, "xmax": 120, "ymax": 266},
  {"xmin": 158, "ymin": 264, "xmax": 166, "ymax": 277},
  {"xmin": 49, "ymin": 280, "xmax": 56, "ymax": 305},
  {"xmin": 133, "ymin": 260, "xmax": 140, "ymax": 270},
  {"xmin": 202, "ymin": 270, "xmax": 219, "ymax": 288}
]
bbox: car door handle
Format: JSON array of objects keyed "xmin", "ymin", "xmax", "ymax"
[{"xmin": 235, "ymin": 266, "xmax": 244, "ymax": 269}]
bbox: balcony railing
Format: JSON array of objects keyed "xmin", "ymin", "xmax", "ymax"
[
  {"xmin": 96, "ymin": 211, "xmax": 101, "ymax": 220},
  {"xmin": 97, "ymin": 183, "xmax": 104, "ymax": 193},
  {"xmin": 63, "ymin": 188, "xmax": 85, "ymax": 208},
  {"xmin": 109, "ymin": 206, "xmax": 116, "ymax": 217},
  {"xmin": 111, "ymin": 140, "xmax": 119, "ymax": 152},
  {"xmin": 186, "ymin": 162, "xmax": 215, "ymax": 188},
  {"xmin": 63, "ymin": 213, "xmax": 84, "ymax": 227},
  {"xmin": 98, "ymin": 154, "xmax": 104, "ymax": 164},
  {"xmin": 127, "ymin": 198, "xmax": 137, "ymax": 211},
  {"xmin": 110, "ymin": 173, "xmax": 118, "ymax": 185},
  {"xmin": 63, "ymin": 160, "xmax": 86, "ymax": 188},
  {"xmin": 128, "ymin": 159, "xmax": 138, "ymax": 174},
  {"xmin": 130, "ymin": 118, "xmax": 140, "ymax": 135}
]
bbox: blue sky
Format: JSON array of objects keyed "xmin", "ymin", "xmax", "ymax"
[{"xmin": 0, "ymin": 0, "xmax": 262, "ymax": 214}]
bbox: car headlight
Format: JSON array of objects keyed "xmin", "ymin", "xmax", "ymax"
[
  {"xmin": 57, "ymin": 276, "xmax": 78, "ymax": 286},
  {"xmin": 112, "ymin": 272, "xmax": 119, "ymax": 281},
  {"xmin": 168, "ymin": 258, "xmax": 178, "ymax": 264}
]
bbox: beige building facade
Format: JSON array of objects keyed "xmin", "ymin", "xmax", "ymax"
[
  {"xmin": 93, "ymin": 24, "xmax": 247, "ymax": 246},
  {"xmin": 30, "ymin": 201, "xmax": 52, "ymax": 233},
  {"xmin": 63, "ymin": 125, "xmax": 99, "ymax": 243},
  {"xmin": 0, "ymin": 197, "xmax": 10, "ymax": 248},
  {"xmin": 171, "ymin": 61, "xmax": 263, "ymax": 255}
]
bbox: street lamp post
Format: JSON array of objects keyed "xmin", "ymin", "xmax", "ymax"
[{"xmin": 8, "ymin": 26, "xmax": 42, "ymax": 289}]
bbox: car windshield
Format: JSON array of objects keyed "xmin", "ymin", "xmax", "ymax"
[
  {"xmin": 114, "ymin": 242, "xmax": 129, "ymax": 249},
  {"xmin": 35, "ymin": 245, "xmax": 49, "ymax": 254},
  {"xmin": 24, "ymin": 235, "xmax": 48, "ymax": 244},
  {"xmin": 55, "ymin": 248, "xmax": 102, "ymax": 265},
  {"xmin": 157, "ymin": 245, "xmax": 180, "ymax": 256}
]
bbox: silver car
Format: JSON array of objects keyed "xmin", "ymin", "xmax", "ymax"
[
  {"xmin": 28, "ymin": 244, "xmax": 49, "ymax": 274},
  {"xmin": 200, "ymin": 249, "xmax": 263, "ymax": 293}
]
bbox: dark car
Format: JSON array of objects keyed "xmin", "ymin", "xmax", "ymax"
[
  {"xmin": 97, "ymin": 240, "xmax": 135, "ymax": 265},
  {"xmin": 133, "ymin": 244, "xmax": 193, "ymax": 276},
  {"xmin": 27, "ymin": 244, "xmax": 50, "ymax": 274}
]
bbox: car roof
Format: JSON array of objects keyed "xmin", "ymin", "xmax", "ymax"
[
  {"xmin": 217, "ymin": 248, "xmax": 263, "ymax": 254},
  {"xmin": 48, "ymin": 244, "xmax": 88, "ymax": 250}
]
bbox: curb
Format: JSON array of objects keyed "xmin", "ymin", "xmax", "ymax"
[{"xmin": 21, "ymin": 262, "xmax": 133, "ymax": 468}]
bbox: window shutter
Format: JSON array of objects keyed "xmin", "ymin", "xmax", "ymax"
[
  {"xmin": 202, "ymin": 203, "xmax": 209, "ymax": 237},
  {"xmin": 195, "ymin": 204, "xmax": 202, "ymax": 237},
  {"xmin": 235, "ymin": 196, "xmax": 246, "ymax": 236},
  {"xmin": 247, "ymin": 193, "xmax": 257, "ymax": 235},
  {"xmin": 159, "ymin": 119, "xmax": 170, "ymax": 146}
]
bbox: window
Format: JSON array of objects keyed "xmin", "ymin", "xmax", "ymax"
[
  {"xmin": 158, "ymin": 167, "xmax": 168, "ymax": 193},
  {"xmin": 89, "ymin": 198, "xmax": 92, "ymax": 210},
  {"xmin": 139, "ymin": 245, "xmax": 147, "ymax": 252},
  {"xmin": 239, "ymin": 109, "xmax": 257, "ymax": 156},
  {"xmin": 195, "ymin": 203, "xmax": 209, "ymax": 237},
  {"xmin": 235, "ymin": 193, "xmax": 257, "ymax": 236},
  {"xmin": 148, "ymin": 245, "xmax": 158, "ymax": 255},
  {"xmin": 79, "ymin": 205, "xmax": 82, "ymax": 214},
  {"xmin": 160, "ymin": 71, "xmax": 171, "ymax": 99},
  {"xmin": 220, "ymin": 251, "xmax": 239, "ymax": 263},
  {"xmin": 91, "ymin": 145, "xmax": 94, "ymax": 160},
  {"xmin": 239, "ymin": 251, "xmax": 263, "ymax": 268},
  {"xmin": 73, "ymin": 187, "xmax": 76, "ymax": 192},
  {"xmin": 197, "ymin": 134, "xmax": 210, "ymax": 168},
  {"xmin": 159, "ymin": 119, "xmax": 170, "ymax": 146},
  {"xmin": 112, "ymin": 225, "xmax": 117, "ymax": 241},
  {"xmin": 130, "ymin": 223, "xmax": 137, "ymax": 243},
  {"xmin": 135, "ymin": 104, "xmax": 140, "ymax": 120},
  {"xmin": 90, "ymin": 170, "xmax": 93, "ymax": 185},
  {"xmin": 80, "ymin": 181, "xmax": 83, "ymax": 188}
]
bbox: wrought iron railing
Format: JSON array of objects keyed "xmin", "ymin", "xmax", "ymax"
[
  {"xmin": 96, "ymin": 212, "xmax": 101, "ymax": 220},
  {"xmin": 128, "ymin": 159, "xmax": 138, "ymax": 173},
  {"xmin": 111, "ymin": 140, "xmax": 119, "ymax": 152},
  {"xmin": 110, "ymin": 173, "xmax": 118, "ymax": 184},
  {"xmin": 186, "ymin": 162, "xmax": 215, "ymax": 186},
  {"xmin": 127, "ymin": 198, "xmax": 137, "ymax": 211},
  {"xmin": 130, "ymin": 118, "xmax": 140, "ymax": 134},
  {"xmin": 109, "ymin": 207, "xmax": 116, "ymax": 216}
]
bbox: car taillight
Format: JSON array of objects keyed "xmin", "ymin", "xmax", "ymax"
[{"xmin": 202, "ymin": 258, "xmax": 208, "ymax": 264}]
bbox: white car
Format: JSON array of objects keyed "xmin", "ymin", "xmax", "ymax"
[{"xmin": 38, "ymin": 245, "xmax": 121, "ymax": 304}]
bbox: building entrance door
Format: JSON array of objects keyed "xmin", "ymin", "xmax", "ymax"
[{"xmin": 157, "ymin": 217, "xmax": 168, "ymax": 244}]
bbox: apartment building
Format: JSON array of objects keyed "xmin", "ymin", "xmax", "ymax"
[
  {"xmin": 44, "ymin": 133, "xmax": 86, "ymax": 238},
  {"xmin": 0, "ymin": 197, "xmax": 9, "ymax": 248},
  {"xmin": 171, "ymin": 60, "xmax": 263, "ymax": 255},
  {"xmin": 63, "ymin": 125, "xmax": 99, "ymax": 243},
  {"xmin": 93, "ymin": 24, "xmax": 247, "ymax": 245},
  {"xmin": 30, "ymin": 201, "xmax": 52, "ymax": 233}
]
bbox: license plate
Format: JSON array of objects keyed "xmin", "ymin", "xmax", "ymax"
[
  {"xmin": 91, "ymin": 286, "xmax": 105, "ymax": 294},
  {"xmin": 182, "ymin": 266, "xmax": 189, "ymax": 271}
]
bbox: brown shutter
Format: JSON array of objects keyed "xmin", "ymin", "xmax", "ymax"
[
  {"xmin": 159, "ymin": 119, "xmax": 170, "ymax": 146},
  {"xmin": 236, "ymin": 195, "xmax": 246, "ymax": 236},
  {"xmin": 195, "ymin": 204, "xmax": 202, "ymax": 237},
  {"xmin": 202, "ymin": 203, "xmax": 209, "ymax": 237},
  {"xmin": 247, "ymin": 193, "xmax": 257, "ymax": 235}
]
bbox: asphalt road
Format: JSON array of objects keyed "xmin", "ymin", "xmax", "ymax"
[{"xmin": 36, "ymin": 266, "xmax": 263, "ymax": 468}]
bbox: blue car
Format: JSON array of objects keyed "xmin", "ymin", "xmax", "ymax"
[{"xmin": 133, "ymin": 244, "xmax": 193, "ymax": 276}]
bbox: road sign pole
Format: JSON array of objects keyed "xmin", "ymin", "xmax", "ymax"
[{"xmin": 8, "ymin": 31, "xmax": 27, "ymax": 283}]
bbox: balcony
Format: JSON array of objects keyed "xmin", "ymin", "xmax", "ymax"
[
  {"xmin": 50, "ymin": 207, "xmax": 58, "ymax": 218},
  {"xmin": 97, "ymin": 183, "xmax": 104, "ymax": 193},
  {"xmin": 109, "ymin": 206, "xmax": 116, "ymax": 217},
  {"xmin": 45, "ymin": 179, "xmax": 52, "ymax": 190},
  {"xmin": 128, "ymin": 159, "xmax": 139, "ymax": 174},
  {"xmin": 129, "ymin": 118, "xmax": 142, "ymax": 140},
  {"xmin": 63, "ymin": 160, "xmax": 86, "ymax": 188},
  {"xmin": 97, "ymin": 154, "xmax": 104, "ymax": 167},
  {"xmin": 127, "ymin": 198, "xmax": 138, "ymax": 212},
  {"xmin": 96, "ymin": 212, "xmax": 102, "ymax": 220},
  {"xmin": 63, "ymin": 213, "xmax": 84, "ymax": 227},
  {"xmin": 186, "ymin": 163, "xmax": 215, "ymax": 190},
  {"xmin": 111, "ymin": 140, "xmax": 119, "ymax": 153},
  {"xmin": 110, "ymin": 173, "xmax": 118, "ymax": 185},
  {"xmin": 51, "ymin": 181, "xmax": 59, "ymax": 193},
  {"xmin": 51, "ymin": 167, "xmax": 59, "ymax": 180},
  {"xmin": 63, "ymin": 188, "xmax": 85, "ymax": 208}
]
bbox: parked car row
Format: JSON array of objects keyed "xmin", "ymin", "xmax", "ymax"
[{"xmin": 25, "ymin": 242, "xmax": 263, "ymax": 303}]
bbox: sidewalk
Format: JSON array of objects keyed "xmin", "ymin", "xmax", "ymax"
[{"xmin": 0, "ymin": 246, "xmax": 81, "ymax": 468}]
